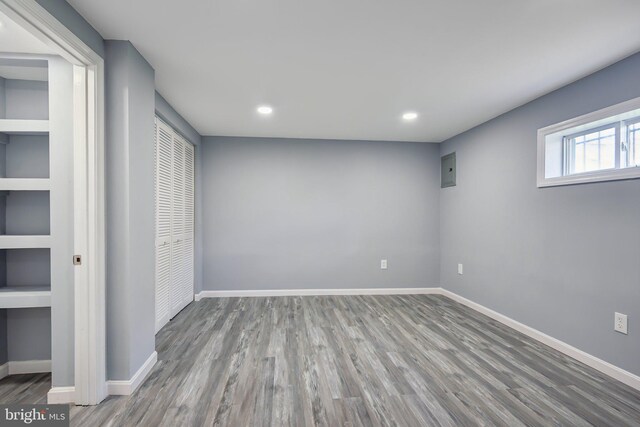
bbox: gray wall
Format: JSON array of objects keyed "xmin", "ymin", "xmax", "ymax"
[
  {"xmin": 440, "ymin": 52, "xmax": 640, "ymax": 377},
  {"xmin": 155, "ymin": 92, "xmax": 201, "ymax": 146},
  {"xmin": 105, "ymin": 41, "xmax": 156, "ymax": 381},
  {"xmin": 202, "ymin": 136, "xmax": 441, "ymax": 291},
  {"xmin": 35, "ymin": 0, "xmax": 104, "ymax": 58},
  {"xmin": 155, "ymin": 92, "xmax": 204, "ymax": 293},
  {"xmin": 3, "ymin": 80, "xmax": 48, "ymax": 120}
]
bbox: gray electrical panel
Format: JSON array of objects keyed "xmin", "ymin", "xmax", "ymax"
[{"xmin": 441, "ymin": 152, "xmax": 456, "ymax": 188}]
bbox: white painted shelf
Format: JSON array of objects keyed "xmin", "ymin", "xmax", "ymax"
[
  {"xmin": 0, "ymin": 286, "xmax": 51, "ymax": 309},
  {"xmin": 0, "ymin": 235, "xmax": 51, "ymax": 249},
  {"xmin": 0, "ymin": 119, "xmax": 49, "ymax": 134},
  {"xmin": 0, "ymin": 178, "xmax": 50, "ymax": 191}
]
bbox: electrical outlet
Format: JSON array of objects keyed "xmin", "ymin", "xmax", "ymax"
[
  {"xmin": 380, "ymin": 259, "xmax": 388, "ymax": 270},
  {"xmin": 615, "ymin": 312, "xmax": 628, "ymax": 335},
  {"xmin": 458, "ymin": 263, "xmax": 463, "ymax": 275}
]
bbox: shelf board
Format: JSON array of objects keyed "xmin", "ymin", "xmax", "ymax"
[
  {"xmin": 0, "ymin": 178, "xmax": 50, "ymax": 191},
  {"xmin": 0, "ymin": 286, "xmax": 51, "ymax": 309},
  {"xmin": 0, "ymin": 235, "xmax": 51, "ymax": 249},
  {"xmin": 0, "ymin": 119, "xmax": 49, "ymax": 135}
]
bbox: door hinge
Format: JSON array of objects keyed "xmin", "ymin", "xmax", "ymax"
[{"xmin": 73, "ymin": 255, "xmax": 82, "ymax": 265}]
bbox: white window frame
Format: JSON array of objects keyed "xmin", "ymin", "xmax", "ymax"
[
  {"xmin": 623, "ymin": 117, "xmax": 640, "ymax": 168},
  {"xmin": 537, "ymin": 96, "xmax": 640, "ymax": 187}
]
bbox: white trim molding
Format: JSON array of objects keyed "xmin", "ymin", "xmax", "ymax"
[
  {"xmin": 0, "ymin": 360, "xmax": 51, "ymax": 380},
  {"xmin": 195, "ymin": 287, "xmax": 441, "ymax": 299},
  {"xmin": 440, "ymin": 289, "xmax": 640, "ymax": 392},
  {"xmin": 47, "ymin": 387, "xmax": 76, "ymax": 404},
  {"xmin": 8, "ymin": 360, "xmax": 51, "ymax": 375},
  {"xmin": 107, "ymin": 352, "xmax": 157, "ymax": 396}
]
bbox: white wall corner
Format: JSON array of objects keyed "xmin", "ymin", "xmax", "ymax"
[
  {"xmin": 47, "ymin": 387, "xmax": 76, "ymax": 404},
  {"xmin": 8, "ymin": 360, "xmax": 51, "ymax": 375},
  {"xmin": 107, "ymin": 351, "xmax": 157, "ymax": 396},
  {"xmin": 194, "ymin": 292, "xmax": 202, "ymax": 301},
  {"xmin": 439, "ymin": 288, "xmax": 640, "ymax": 392}
]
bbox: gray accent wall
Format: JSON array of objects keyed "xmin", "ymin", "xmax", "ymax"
[
  {"xmin": 35, "ymin": 0, "xmax": 105, "ymax": 58},
  {"xmin": 105, "ymin": 41, "xmax": 156, "ymax": 381},
  {"xmin": 201, "ymin": 136, "xmax": 441, "ymax": 291},
  {"xmin": 440, "ymin": 52, "xmax": 640, "ymax": 377}
]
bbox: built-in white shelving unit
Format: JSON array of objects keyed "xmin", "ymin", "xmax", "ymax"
[
  {"xmin": 0, "ymin": 119, "xmax": 49, "ymax": 134},
  {"xmin": 0, "ymin": 286, "xmax": 51, "ymax": 309},
  {"xmin": 1, "ymin": 56, "xmax": 55, "ymax": 374},
  {"xmin": 0, "ymin": 178, "xmax": 50, "ymax": 191},
  {"xmin": 0, "ymin": 235, "xmax": 51, "ymax": 249}
]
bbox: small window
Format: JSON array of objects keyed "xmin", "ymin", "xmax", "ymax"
[{"xmin": 538, "ymin": 97, "xmax": 640, "ymax": 187}]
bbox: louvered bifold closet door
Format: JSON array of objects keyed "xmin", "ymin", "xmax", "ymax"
[
  {"xmin": 170, "ymin": 134, "xmax": 189, "ymax": 318},
  {"xmin": 155, "ymin": 119, "xmax": 174, "ymax": 333},
  {"xmin": 182, "ymin": 142, "xmax": 195, "ymax": 306}
]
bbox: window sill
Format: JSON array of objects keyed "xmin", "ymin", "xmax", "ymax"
[{"xmin": 537, "ymin": 167, "xmax": 640, "ymax": 187}]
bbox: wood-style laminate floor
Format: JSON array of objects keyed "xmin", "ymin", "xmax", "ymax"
[{"xmin": 3, "ymin": 295, "xmax": 640, "ymax": 426}]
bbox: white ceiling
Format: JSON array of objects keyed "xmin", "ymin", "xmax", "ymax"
[
  {"xmin": 0, "ymin": 11, "xmax": 55, "ymax": 56},
  {"xmin": 69, "ymin": 0, "xmax": 640, "ymax": 142}
]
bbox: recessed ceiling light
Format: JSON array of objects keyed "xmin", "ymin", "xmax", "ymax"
[
  {"xmin": 402, "ymin": 112, "xmax": 418, "ymax": 121},
  {"xmin": 257, "ymin": 105, "xmax": 273, "ymax": 115}
]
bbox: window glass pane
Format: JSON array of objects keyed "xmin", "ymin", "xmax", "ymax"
[
  {"xmin": 574, "ymin": 143, "xmax": 585, "ymax": 173},
  {"xmin": 566, "ymin": 126, "xmax": 617, "ymax": 175},
  {"xmin": 585, "ymin": 140, "xmax": 599, "ymax": 171},
  {"xmin": 601, "ymin": 128, "xmax": 615, "ymax": 137},
  {"xmin": 600, "ymin": 135, "xmax": 615, "ymax": 169}
]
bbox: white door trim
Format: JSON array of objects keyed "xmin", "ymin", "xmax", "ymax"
[{"xmin": 0, "ymin": 0, "xmax": 107, "ymax": 405}]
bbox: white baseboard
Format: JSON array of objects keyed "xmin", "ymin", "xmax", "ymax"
[
  {"xmin": 439, "ymin": 288, "xmax": 640, "ymax": 392},
  {"xmin": 195, "ymin": 287, "xmax": 441, "ymax": 299},
  {"xmin": 0, "ymin": 359, "xmax": 52, "ymax": 383},
  {"xmin": 5, "ymin": 360, "xmax": 51, "ymax": 375},
  {"xmin": 107, "ymin": 351, "xmax": 157, "ymax": 395},
  {"xmin": 47, "ymin": 386, "xmax": 76, "ymax": 404}
]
